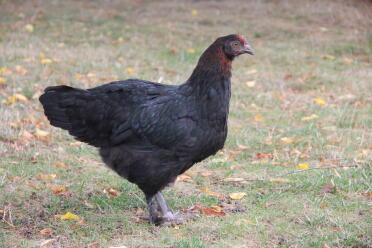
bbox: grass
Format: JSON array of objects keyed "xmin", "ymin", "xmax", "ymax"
[{"xmin": 0, "ymin": 0, "xmax": 371, "ymax": 247}]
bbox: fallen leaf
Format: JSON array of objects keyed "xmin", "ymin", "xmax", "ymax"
[
  {"xmin": 280, "ymin": 137, "xmax": 293, "ymax": 144},
  {"xmin": 176, "ymin": 174, "xmax": 192, "ymax": 182},
  {"xmin": 314, "ymin": 97, "xmax": 327, "ymax": 106},
  {"xmin": 36, "ymin": 173, "xmax": 56, "ymax": 180},
  {"xmin": 40, "ymin": 58, "xmax": 53, "ymax": 64},
  {"xmin": 70, "ymin": 219, "xmax": 86, "ymax": 229},
  {"xmin": 200, "ymin": 187, "xmax": 223, "ymax": 197},
  {"xmin": 47, "ymin": 184, "xmax": 68, "ymax": 195},
  {"xmin": 87, "ymin": 73, "xmax": 96, "ymax": 78},
  {"xmin": 15, "ymin": 65, "xmax": 27, "ymax": 75},
  {"xmin": 40, "ymin": 239, "xmax": 56, "ymax": 247},
  {"xmin": 245, "ymin": 80, "xmax": 256, "ymax": 88},
  {"xmin": 234, "ymin": 219, "xmax": 255, "ymax": 225},
  {"xmin": 35, "ymin": 128, "xmax": 49, "ymax": 137},
  {"xmin": 69, "ymin": 141, "xmax": 83, "ymax": 146},
  {"xmin": 24, "ymin": 24, "xmax": 34, "ymax": 33},
  {"xmin": 60, "ymin": 212, "xmax": 80, "ymax": 221},
  {"xmin": 187, "ymin": 48, "xmax": 196, "ymax": 54},
  {"xmin": 13, "ymin": 93, "xmax": 28, "ymax": 102},
  {"xmin": 320, "ymin": 184, "xmax": 336, "ymax": 194},
  {"xmin": 323, "ymin": 244, "xmax": 331, "ymax": 248},
  {"xmin": 55, "ymin": 162, "xmax": 66, "ymax": 168},
  {"xmin": 297, "ymin": 163, "xmax": 309, "ymax": 170},
  {"xmin": 201, "ymin": 171, "xmax": 213, "ymax": 177},
  {"xmin": 39, "ymin": 228, "xmax": 54, "ymax": 237},
  {"xmin": 103, "ymin": 188, "xmax": 121, "ymax": 197},
  {"xmin": 203, "ymin": 207, "xmax": 226, "ymax": 216},
  {"xmin": 323, "ymin": 55, "xmax": 335, "ymax": 60},
  {"xmin": 254, "ymin": 114, "xmax": 263, "ymax": 121},
  {"xmin": 229, "ymin": 192, "xmax": 246, "ymax": 200},
  {"xmin": 223, "ymin": 177, "xmax": 245, "ymax": 182},
  {"xmin": 74, "ymin": 73, "xmax": 84, "ymax": 79},
  {"xmin": 126, "ymin": 67, "xmax": 134, "ymax": 74},
  {"xmin": 246, "ymin": 68, "xmax": 257, "ymax": 75},
  {"xmin": 1, "ymin": 67, "xmax": 12, "ymax": 75},
  {"xmin": 0, "ymin": 77, "xmax": 6, "ymax": 84},
  {"xmin": 284, "ymin": 74, "xmax": 293, "ymax": 80},
  {"xmin": 255, "ymin": 152, "xmax": 273, "ymax": 159},
  {"xmin": 301, "ymin": 114, "xmax": 319, "ymax": 121},
  {"xmin": 191, "ymin": 9, "xmax": 198, "ymax": 15},
  {"xmin": 270, "ymin": 178, "xmax": 290, "ymax": 183}
]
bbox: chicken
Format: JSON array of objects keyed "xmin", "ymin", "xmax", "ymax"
[{"xmin": 39, "ymin": 34, "xmax": 254, "ymax": 225}]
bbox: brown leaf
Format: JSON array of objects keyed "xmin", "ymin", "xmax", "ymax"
[
  {"xmin": 103, "ymin": 188, "xmax": 121, "ymax": 197},
  {"xmin": 39, "ymin": 228, "xmax": 54, "ymax": 237},
  {"xmin": 47, "ymin": 184, "xmax": 68, "ymax": 195},
  {"xmin": 284, "ymin": 74, "xmax": 293, "ymax": 80},
  {"xmin": 40, "ymin": 239, "xmax": 56, "ymax": 247},
  {"xmin": 201, "ymin": 171, "xmax": 213, "ymax": 177},
  {"xmin": 255, "ymin": 152, "xmax": 273, "ymax": 160},
  {"xmin": 36, "ymin": 173, "xmax": 56, "ymax": 180},
  {"xmin": 55, "ymin": 162, "xmax": 67, "ymax": 168},
  {"xmin": 176, "ymin": 174, "xmax": 192, "ymax": 182},
  {"xmin": 87, "ymin": 242, "xmax": 100, "ymax": 248},
  {"xmin": 202, "ymin": 207, "xmax": 226, "ymax": 216},
  {"xmin": 200, "ymin": 187, "xmax": 223, "ymax": 198},
  {"xmin": 70, "ymin": 219, "xmax": 86, "ymax": 229},
  {"xmin": 320, "ymin": 184, "xmax": 336, "ymax": 195}
]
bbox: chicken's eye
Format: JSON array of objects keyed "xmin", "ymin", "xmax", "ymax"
[{"xmin": 232, "ymin": 42, "xmax": 239, "ymax": 47}]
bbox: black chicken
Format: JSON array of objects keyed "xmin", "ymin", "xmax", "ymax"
[{"xmin": 39, "ymin": 34, "xmax": 254, "ymax": 225}]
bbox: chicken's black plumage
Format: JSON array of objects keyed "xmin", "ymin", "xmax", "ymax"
[{"xmin": 40, "ymin": 34, "xmax": 254, "ymax": 225}]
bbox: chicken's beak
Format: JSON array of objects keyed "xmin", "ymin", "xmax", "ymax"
[{"xmin": 243, "ymin": 44, "xmax": 254, "ymax": 55}]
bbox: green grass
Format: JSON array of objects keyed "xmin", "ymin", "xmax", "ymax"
[{"xmin": 1, "ymin": 0, "xmax": 371, "ymax": 247}]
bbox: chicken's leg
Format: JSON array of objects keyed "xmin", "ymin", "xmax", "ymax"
[
  {"xmin": 155, "ymin": 192, "xmax": 196, "ymax": 226},
  {"xmin": 145, "ymin": 194, "xmax": 159, "ymax": 225}
]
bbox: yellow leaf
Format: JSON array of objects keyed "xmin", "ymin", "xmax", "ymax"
[
  {"xmin": 187, "ymin": 48, "xmax": 196, "ymax": 54},
  {"xmin": 191, "ymin": 9, "xmax": 198, "ymax": 15},
  {"xmin": 314, "ymin": 97, "xmax": 327, "ymax": 106},
  {"xmin": 0, "ymin": 77, "xmax": 6, "ymax": 84},
  {"xmin": 229, "ymin": 192, "xmax": 246, "ymax": 200},
  {"xmin": 234, "ymin": 218, "xmax": 255, "ymax": 225},
  {"xmin": 1, "ymin": 67, "xmax": 12, "ymax": 75},
  {"xmin": 74, "ymin": 73, "xmax": 84, "ymax": 79},
  {"xmin": 36, "ymin": 173, "xmax": 56, "ymax": 180},
  {"xmin": 126, "ymin": 67, "xmax": 134, "ymax": 74},
  {"xmin": 254, "ymin": 114, "xmax": 263, "ymax": 122},
  {"xmin": 280, "ymin": 137, "xmax": 293, "ymax": 144},
  {"xmin": 35, "ymin": 128, "xmax": 49, "ymax": 137},
  {"xmin": 301, "ymin": 114, "xmax": 319, "ymax": 121},
  {"xmin": 15, "ymin": 65, "xmax": 27, "ymax": 75},
  {"xmin": 323, "ymin": 55, "xmax": 335, "ymax": 60},
  {"xmin": 87, "ymin": 73, "xmax": 96, "ymax": 78},
  {"xmin": 245, "ymin": 80, "xmax": 256, "ymax": 88},
  {"xmin": 246, "ymin": 68, "xmax": 257, "ymax": 75},
  {"xmin": 24, "ymin": 24, "xmax": 34, "ymax": 33},
  {"xmin": 270, "ymin": 178, "xmax": 290, "ymax": 183},
  {"xmin": 39, "ymin": 53, "xmax": 45, "ymax": 58},
  {"xmin": 40, "ymin": 58, "xmax": 53, "ymax": 64},
  {"xmin": 223, "ymin": 177, "xmax": 245, "ymax": 182},
  {"xmin": 297, "ymin": 163, "xmax": 309, "ymax": 170},
  {"xmin": 60, "ymin": 212, "xmax": 80, "ymax": 221},
  {"xmin": 200, "ymin": 187, "xmax": 222, "ymax": 197},
  {"xmin": 211, "ymin": 205, "xmax": 222, "ymax": 211}
]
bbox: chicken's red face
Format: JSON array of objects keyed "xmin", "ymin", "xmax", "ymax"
[{"xmin": 223, "ymin": 35, "xmax": 254, "ymax": 59}]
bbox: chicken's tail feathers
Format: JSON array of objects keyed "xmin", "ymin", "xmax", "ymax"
[{"xmin": 39, "ymin": 85, "xmax": 115, "ymax": 147}]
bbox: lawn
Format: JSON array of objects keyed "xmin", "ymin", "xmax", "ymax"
[{"xmin": 0, "ymin": 0, "xmax": 371, "ymax": 247}]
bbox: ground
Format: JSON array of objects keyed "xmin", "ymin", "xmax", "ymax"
[{"xmin": 0, "ymin": 0, "xmax": 371, "ymax": 247}]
